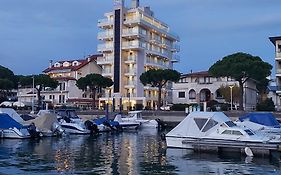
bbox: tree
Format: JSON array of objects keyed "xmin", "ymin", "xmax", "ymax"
[
  {"xmin": 18, "ymin": 74, "xmax": 58, "ymax": 109},
  {"xmin": 140, "ymin": 69, "xmax": 181, "ymax": 110},
  {"xmin": 209, "ymin": 52, "xmax": 272, "ymax": 110},
  {"xmin": 0, "ymin": 65, "xmax": 16, "ymax": 100},
  {"xmin": 218, "ymin": 84, "xmax": 240, "ymax": 104},
  {"xmin": 76, "ymin": 74, "xmax": 113, "ymax": 109},
  {"xmin": 256, "ymin": 98, "xmax": 275, "ymax": 111}
]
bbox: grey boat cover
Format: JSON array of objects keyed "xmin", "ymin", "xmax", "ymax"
[{"xmin": 23, "ymin": 113, "xmax": 58, "ymax": 132}]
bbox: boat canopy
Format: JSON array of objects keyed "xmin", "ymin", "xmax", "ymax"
[
  {"xmin": 0, "ymin": 108, "xmax": 24, "ymax": 123},
  {"xmin": 23, "ymin": 112, "xmax": 58, "ymax": 131},
  {"xmin": 239, "ymin": 113, "xmax": 280, "ymax": 128},
  {"xmin": 0, "ymin": 113, "xmax": 23, "ymax": 129},
  {"xmin": 166, "ymin": 112, "xmax": 231, "ymax": 138}
]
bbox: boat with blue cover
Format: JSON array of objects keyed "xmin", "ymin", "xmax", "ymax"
[
  {"xmin": 0, "ymin": 113, "xmax": 32, "ymax": 139},
  {"xmin": 236, "ymin": 113, "xmax": 281, "ymax": 137}
]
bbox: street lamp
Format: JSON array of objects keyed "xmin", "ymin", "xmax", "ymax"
[
  {"xmin": 31, "ymin": 75, "xmax": 35, "ymax": 114},
  {"xmin": 229, "ymin": 85, "xmax": 234, "ymax": 111}
]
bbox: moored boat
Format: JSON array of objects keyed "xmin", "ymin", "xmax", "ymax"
[
  {"xmin": 0, "ymin": 113, "xmax": 32, "ymax": 139},
  {"xmin": 166, "ymin": 112, "xmax": 281, "ymax": 156},
  {"xmin": 55, "ymin": 109, "xmax": 98, "ymax": 134}
]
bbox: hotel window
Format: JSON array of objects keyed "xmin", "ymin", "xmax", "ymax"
[
  {"xmin": 59, "ymin": 95, "xmax": 65, "ymax": 103},
  {"xmin": 278, "ymin": 44, "xmax": 281, "ymax": 53},
  {"xmin": 82, "ymin": 94, "xmax": 87, "ymax": 98},
  {"xmin": 216, "ymin": 89, "xmax": 223, "ymax": 99},
  {"xmin": 178, "ymin": 92, "xmax": 185, "ymax": 98},
  {"xmin": 189, "ymin": 89, "xmax": 196, "ymax": 99}
]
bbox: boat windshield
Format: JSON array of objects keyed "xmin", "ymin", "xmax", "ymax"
[
  {"xmin": 244, "ymin": 129, "xmax": 254, "ymax": 136},
  {"xmin": 225, "ymin": 121, "xmax": 236, "ymax": 127}
]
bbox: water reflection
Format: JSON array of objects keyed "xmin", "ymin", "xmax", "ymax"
[{"xmin": 0, "ymin": 130, "xmax": 280, "ymax": 175}]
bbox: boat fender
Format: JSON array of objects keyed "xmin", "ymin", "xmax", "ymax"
[{"xmin": 244, "ymin": 147, "xmax": 254, "ymax": 157}]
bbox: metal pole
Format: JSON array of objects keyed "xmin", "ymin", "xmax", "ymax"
[
  {"xmin": 229, "ymin": 85, "xmax": 233, "ymax": 111},
  {"xmin": 31, "ymin": 76, "xmax": 35, "ymax": 114}
]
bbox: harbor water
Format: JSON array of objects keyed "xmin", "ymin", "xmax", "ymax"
[{"xmin": 0, "ymin": 129, "xmax": 281, "ymax": 175}]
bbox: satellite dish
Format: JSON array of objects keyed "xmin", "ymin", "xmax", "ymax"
[{"xmin": 244, "ymin": 147, "xmax": 254, "ymax": 157}]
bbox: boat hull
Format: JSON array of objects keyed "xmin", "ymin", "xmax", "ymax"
[
  {"xmin": 60, "ymin": 124, "xmax": 90, "ymax": 134},
  {"xmin": 0, "ymin": 128, "xmax": 30, "ymax": 139},
  {"xmin": 166, "ymin": 136, "xmax": 281, "ymax": 156}
]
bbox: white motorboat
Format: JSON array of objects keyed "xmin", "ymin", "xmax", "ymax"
[
  {"xmin": 114, "ymin": 114, "xmax": 140, "ymax": 130},
  {"xmin": 0, "ymin": 113, "xmax": 31, "ymax": 139},
  {"xmin": 236, "ymin": 113, "xmax": 281, "ymax": 139},
  {"xmin": 121, "ymin": 111, "xmax": 159, "ymax": 128},
  {"xmin": 166, "ymin": 112, "xmax": 281, "ymax": 156},
  {"xmin": 22, "ymin": 110, "xmax": 64, "ymax": 137},
  {"xmin": 55, "ymin": 109, "xmax": 97, "ymax": 134}
]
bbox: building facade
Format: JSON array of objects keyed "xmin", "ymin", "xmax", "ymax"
[
  {"xmin": 172, "ymin": 71, "xmax": 258, "ymax": 110},
  {"xmin": 18, "ymin": 55, "xmax": 102, "ymax": 109},
  {"xmin": 97, "ymin": 0, "xmax": 180, "ymax": 110},
  {"xmin": 269, "ymin": 36, "xmax": 281, "ymax": 110}
]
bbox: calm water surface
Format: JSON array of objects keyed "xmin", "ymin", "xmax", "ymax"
[{"xmin": 0, "ymin": 129, "xmax": 281, "ymax": 175}]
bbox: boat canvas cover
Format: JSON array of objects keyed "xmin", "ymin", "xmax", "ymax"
[
  {"xmin": 0, "ymin": 108, "xmax": 24, "ymax": 123},
  {"xmin": 0, "ymin": 113, "xmax": 23, "ymax": 129},
  {"xmin": 239, "ymin": 113, "xmax": 280, "ymax": 128},
  {"xmin": 166, "ymin": 112, "xmax": 230, "ymax": 138},
  {"xmin": 23, "ymin": 113, "xmax": 58, "ymax": 131}
]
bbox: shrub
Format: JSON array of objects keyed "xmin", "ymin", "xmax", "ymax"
[{"xmin": 256, "ymin": 98, "xmax": 275, "ymax": 111}]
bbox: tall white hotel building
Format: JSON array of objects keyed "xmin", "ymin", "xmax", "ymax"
[{"xmin": 97, "ymin": 0, "xmax": 180, "ymax": 110}]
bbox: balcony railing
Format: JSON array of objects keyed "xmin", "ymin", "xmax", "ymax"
[
  {"xmin": 122, "ymin": 41, "xmax": 146, "ymax": 49},
  {"xmin": 98, "ymin": 18, "xmax": 113, "ymax": 27},
  {"xmin": 125, "ymin": 69, "xmax": 136, "ymax": 75},
  {"xmin": 171, "ymin": 54, "xmax": 180, "ymax": 62},
  {"xmin": 277, "ymin": 52, "xmax": 281, "ymax": 58},
  {"xmin": 145, "ymin": 59, "xmax": 169, "ymax": 68},
  {"xmin": 97, "ymin": 57, "xmax": 114, "ymax": 64},
  {"xmin": 124, "ymin": 56, "xmax": 137, "ymax": 62},
  {"xmin": 125, "ymin": 80, "xmax": 136, "ymax": 86},
  {"xmin": 97, "ymin": 43, "xmax": 113, "ymax": 52},
  {"xmin": 124, "ymin": 15, "xmax": 179, "ymax": 41},
  {"xmin": 97, "ymin": 31, "xmax": 113, "ymax": 39},
  {"xmin": 276, "ymin": 69, "xmax": 281, "ymax": 74}
]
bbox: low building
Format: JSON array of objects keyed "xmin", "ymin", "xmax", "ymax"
[
  {"xmin": 18, "ymin": 55, "xmax": 102, "ymax": 109},
  {"xmin": 172, "ymin": 71, "xmax": 258, "ymax": 111}
]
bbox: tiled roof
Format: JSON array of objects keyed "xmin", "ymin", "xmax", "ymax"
[
  {"xmin": 43, "ymin": 54, "xmax": 102, "ymax": 73},
  {"xmin": 181, "ymin": 71, "xmax": 210, "ymax": 78}
]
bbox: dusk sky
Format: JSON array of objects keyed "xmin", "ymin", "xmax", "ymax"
[{"xmin": 0, "ymin": 0, "xmax": 280, "ymax": 75}]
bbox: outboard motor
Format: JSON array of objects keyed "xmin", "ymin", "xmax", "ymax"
[
  {"xmin": 52, "ymin": 122, "xmax": 64, "ymax": 136},
  {"xmin": 85, "ymin": 120, "xmax": 99, "ymax": 134},
  {"xmin": 27, "ymin": 123, "xmax": 41, "ymax": 138},
  {"xmin": 155, "ymin": 118, "xmax": 168, "ymax": 129}
]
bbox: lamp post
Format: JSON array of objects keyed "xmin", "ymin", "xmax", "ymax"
[
  {"xmin": 31, "ymin": 75, "xmax": 35, "ymax": 114},
  {"xmin": 229, "ymin": 85, "xmax": 234, "ymax": 111}
]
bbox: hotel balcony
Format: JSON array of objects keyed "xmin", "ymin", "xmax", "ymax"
[
  {"xmin": 124, "ymin": 15, "xmax": 179, "ymax": 41},
  {"xmin": 171, "ymin": 43, "xmax": 180, "ymax": 52},
  {"xmin": 97, "ymin": 31, "xmax": 113, "ymax": 40},
  {"xmin": 122, "ymin": 29, "xmax": 146, "ymax": 39},
  {"xmin": 171, "ymin": 54, "xmax": 180, "ymax": 63},
  {"xmin": 146, "ymin": 49, "xmax": 171, "ymax": 59},
  {"xmin": 124, "ymin": 80, "xmax": 136, "ymax": 88},
  {"xmin": 97, "ymin": 57, "xmax": 114, "ymax": 65},
  {"xmin": 122, "ymin": 41, "xmax": 146, "ymax": 50},
  {"xmin": 276, "ymin": 69, "xmax": 281, "ymax": 77},
  {"xmin": 124, "ymin": 56, "xmax": 137, "ymax": 63},
  {"xmin": 276, "ymin": 52, "xmax": 281, "ymax": 59},
  {"xmin": 98, "ymin": 18, "xmax": 113, "ymax": 28},
  {"xmin": 124, "ymin": 69, "xmax": 136, "ymax": 76},
  {"xmin": 145, "ymin": 59, "xmax": 169, "ymax": 68},
  {"xmin": 102, "ymin": 69, "xmax": 113, "ymax": 77},
  {"xmin": 97, "ymin": 43, "xmax": 113, "ymax": 52}
]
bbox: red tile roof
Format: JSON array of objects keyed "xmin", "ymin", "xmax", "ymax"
[
  {"xmin": 182, "ymin": 71, "xmax": 210, "ymax": 77},
  {"xmin": 43, "ymin": 54, "xmax": 102, "ymax": 73}
]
